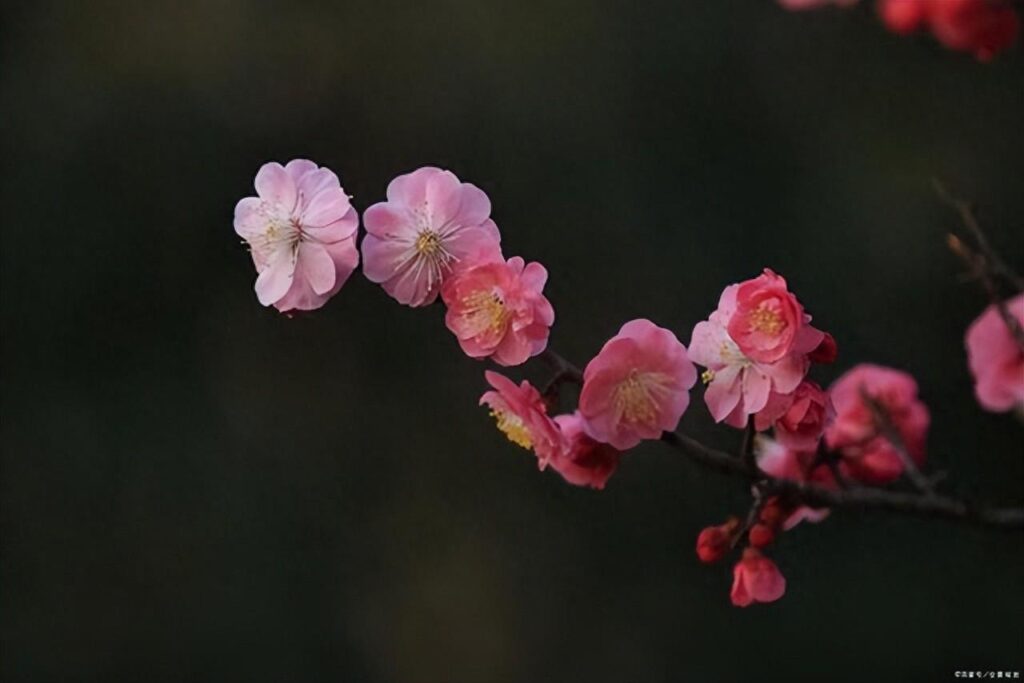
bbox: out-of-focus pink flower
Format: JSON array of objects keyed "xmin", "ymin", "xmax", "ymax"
[
  {"xmin": 965, "ymin": 294, "xmax": 1024, "ymax": 412},
  {"xmin": 688, "ymin": 284, "xmax": 820, "ymax": 428},
  {"xmin": 549, "ymin": 412, "xmax": 622, "ymax": 490},
  {"xmin": 361, "ymin": 167, "xmax": 502, "ymax": 307},
  {"xmin": 696, "ymin": 518, "xmax": 739, "ymax": 564},
  {"xmin": 480, "ymin": 371, "xmax": 564, "ymax": 468},
  {"xmin": 756, "ymin": 438, "xmax": 834, "ymax": 529},
  {"xmin": 778, "ymin": 0, "xmax": 858, "ymax": 10},
  {"xmin": 755, "ymin": 381, "xmax": 834, "ymax": 452},
  {"xmin": 879, "ymin": 0, "xmax": 932, "ymax": 33},
  {"xmin": 579, "ymin": 319, "xmax": 697, "ymax": 450},
  {"xmin": 929, "ymin": 0, "xmax": 1019, "ymax": 61},
  {"xmin": 442, "ymin": 257, "xmax": 554, "ymax": 367},
  {"xmin": 727, "ymin": 269, "xmax": 824, "ymax": 364},
  {"xmin": 234, "ymin": 160, "xmax": 359, "ymax": 313},
  {"xmin": 825, "ymin": 364, "xmax": 930, "ymax": 485},
  {"xmin": 730, "ymin": 548, "xmax": 786, "ymax": 607}
]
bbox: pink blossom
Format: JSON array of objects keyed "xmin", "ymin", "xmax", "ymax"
[
  {"xmin": 579, "ymin": 319, "xmax": 697, "ymax": 450},
  {"xmin": 727, "ymin": 269, "xmax": 823, "ymax": 364},
  {"xmin": 549, "ymin": 412, "xmax": 622, "ymax": 490},
  {"xmin": 755, "ymin": 380, "xmax": 834, "ymax": 452},
  {"xmin": 234, "ymin": 160, "xmax": 359, "ymax": 313},
  {"xmin": 965, "ymin": 294, "xmax": 1024, "ymax": 412},
  {"xmin": 929, "ymin": 0, "xmax": 1019, "ymax": 61},
  {"xmin": 756, "ymin": 438, "xmax": 834, "ymax": 529},
  {"xmin": 361, "ymin": 167, "xmax": 502, "ymax": 307},
  {"xmin": 441, "ymin": 257, "xmax": 554, "ymax": 367},
  {"xmin": 479, "ymin": 371, "xmax": 564, "ymax": 468},
  {"xmin": 688, "ymin": 284, "xmax": 820, "ymax": 428},
  {"xmin": 730, "ymin": 548, "xmax": 786, "ymax": 607},
  {"xmin": 825, "ymin": 364, "xmax": 930, "ymax": 485}
]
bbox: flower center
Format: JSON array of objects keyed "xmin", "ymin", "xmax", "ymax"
[
  {"xmin": 461, "ymin": 290, "xmax": 509, "ymax": 334},
  {"xmin": 749, "ymin": 302, "xmax": 785, "ymax": 336},
  {"xmin": 490, "ymin": 409, "xmax": 532, "ymax": 449},
  {"xmin": 415, "ymin": 229, "xmax": 442, "ymax": 255},
  {"xmin": 701, "ymin": 369, "xmax": 716, "ymax": 385},
  {"xmin": 613, "ymin": 369, "xmax": 661, "ymax": 425}
]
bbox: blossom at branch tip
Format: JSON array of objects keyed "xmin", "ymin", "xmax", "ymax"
[
  {"xmin": 965, "ymin": 293, "xmax": 1024, "ymax": 413},
  {"xmin": 696, "ymin": 517, "xmax": 739, "ymax": 563},
  {"xmin": 480, "ymin": 371, "xmax": 564, "ymax": 469},
  {"xmin": 825, "ymin": 364, "xmax": 930, "ymax": 484},
  {"xmin": 549, "ymin": 412, "xmax": 622, "ymax": 490},
  {"xmin": 442, "ymin": 256, "xmax": 554, "ymax": 367},
  {"xmin": 730, "ymin": 548, "xmax": 786, "ymax": 607},
  {"xmin": 688, "ymin": 274, "xmax": 824, "ymax": 428},
  {"xmin": 755, "ymin": 380, "xmax": 835, "ymax": 452},
  {"xmin": 233, "ymin": 160, "xmax": 359, "ymax": 313},
  {"xmin": 579, "ymin": 319, "xmax": 697, "ymax": 450},
  {"xmin": 361, "ymin": 167, "xmax": 502, "ymax": 307}
]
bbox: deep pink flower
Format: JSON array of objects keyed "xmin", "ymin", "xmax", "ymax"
[
  {"xmin": 479, "ymin": 371, "xmax": 564, "ymax": 468},
  {"xmin": 549, "ymin": 412, "xmax": 622, "ymax": 490},
  {"xmin": 579, "ymin": 319, "xmax": 697, "ymax": 450},
  {"xmin": 234, "ymin": 160, "xmax": 359, "ymax": 313},
  {"xmin": 442, "ymin": 257, "xmax": 554, "ymax": 367},
  {"xmin": 688, "ymin": 284, "xmax": 820, "ymax": 428},
  {"xmin": 825, "ymin": 364, "xmax": 930, "ymax": 485},
  {"xmin": 755, "ymin": 381, "xmax": 834, "ymax": 452},
  {"xmin": 929, "ymin": 0, "xmax": 1019, "ymax": 61},
  {"xmin": 965, "ymin": 294, "xmax": 1024, "ymax": 413},
  {"xmin": 727, "ymin": 269, "xmax": 824, "ymax": 364},
  {"xmin": 361, "ymin": 167, "xmax": 502, "ymax": 307},
  {"xmin": 730, "ymin": 548, "xmax": 786, "ymax": 607},
  {"xmin": 756, "ymin": 438, "xmax": 835, "ymax": 529},
  {"xmin": 879, "ymin": 0, "xmax": 932, "ymax": 33}
]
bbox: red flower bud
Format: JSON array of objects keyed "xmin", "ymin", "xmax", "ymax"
[
  {"xmin": 808, "ymin": 332, "xmax": 838, "ymax": 364},
  {"xmin": 749, "ymin": 523, "xmax": 776, "ymax": 548},
  {"xmin": 696, "ymin": 525, "xmax": 730, "ymax": 563}
]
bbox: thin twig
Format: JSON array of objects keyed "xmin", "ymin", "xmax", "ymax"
[
  {"xmin": 537, "ymin": 350, "xmax": 1024, "ymax": 530},
  {"xmin": 859, "ymin": 387, "xmax": 935, "ymax": 495},
  {"xmin": 740, "ymin": 417, "xmax": 757, "ymax": 471}
]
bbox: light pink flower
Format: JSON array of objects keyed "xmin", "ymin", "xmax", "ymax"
[
  {"xmin": 234, "ymin": 160, "xmax": 359, "ymax": 313},
  {"xmin": 965, "ymin": 294, "xmax": 1024, "ymax": 412},
  {"xmin": 825, "ymin": 364, "xmax": 930, "ymax": 485},
  {"xmin": 755, "ymin": 380, "xmax": 834, "ymax": 452},
  {"xmin": 756, "ymin": 438, "xmax": 835, "ymax": 529},
  {"xmin": 480, "ymin": 371, "xmax": 564, "ymax": 468},
  {"xmin": 579, "ymin": 319, "xmax": 697, "ymax": 450},
  {"xmin": 549, "ymin": 412, "xmax": 622, "ymax": 490},
  {"xmin": 727, "ymin": 269, "xmax": 824, "ymax": 364},
  {"xmin": 361, "ymin": 167, "xmax": 502, "ymax": 307},
  {"xmin": 688, "ymin": 284, "xmax": 819, "ymax": 428},
  {"xmin": 730, "ymin": 548, "xmax": 786, "ymax": 607},
  {"xmin": 442, "ymin": 257, "xmax": 554, "ymax": 366}
]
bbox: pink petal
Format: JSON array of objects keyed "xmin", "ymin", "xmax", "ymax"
[
  {"xmin": 705, "ymin": 365, "xmax": 742, "ymax": 422},
  {"xmin": 742, "ymin": 368, "xmax": 772, "ymax": 414},
  {"xmin": 360, "ymin": 234, "xmax": 415, "ymax": 284},
  {"xmin": 254, "ymin": 162, "xmax": 297, "ymax": 213},
  {"xmin": 297, "ymin": 241, "xmax": 337, "ymax": 295},
  {"xmin": 363, "ymin": 202, "xmax": 413, "ymax": 239},
  {"xmin": 301, "ymin": 187, "xmax": 351, "ymax": 228},
  {"xmin": 254, "ymin": 248, "xmax": 296, "ymax": 306}
]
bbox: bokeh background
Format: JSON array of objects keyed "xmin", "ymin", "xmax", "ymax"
[{"xmin": 2, "ymin": 1, "xmax": 1023, "ymax": 681}]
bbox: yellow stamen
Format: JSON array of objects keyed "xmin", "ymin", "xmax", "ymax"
[
  {"xmin": 461, "ymin": 290, "xmax": 508, "ymax": 334},
  {"xmin": 614, "ymin": 370, "xmax": 660, "ymax": 425},
  {"xmin": 701, "ymin": 369, "xmax": 715, "ymax": 385},
  {"xmin": 415, "ymin": 230, "xmax": 442, "ymax": 255},
  {"xmin": 748, "ymin": 304, "xmax": 785, "ymax": 336},
  {"xmin": 490, "ymin": 409, "xmax": 532, "ymax": 449}
]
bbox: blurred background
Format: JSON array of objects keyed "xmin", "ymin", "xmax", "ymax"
[{"xmin": 2, "ymin": 1, "xmax": 1023, "ymax": 681}]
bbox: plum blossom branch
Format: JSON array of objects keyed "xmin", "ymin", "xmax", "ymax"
[
  {"xmin": 541, "ymin": 349, "xmax": 1024, "ymax": 530},
  {"xmin": 859, "ymin": 387, "xmax": 935, "ymax": 495},
  {"xmin": 936, "ymin": 180, "xmax": 1024, "ymax": 354}
]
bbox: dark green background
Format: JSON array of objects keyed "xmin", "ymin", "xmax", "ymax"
[{"xmin": 2, "ymin": 1, "xmax": 1023, "ymax": 681}]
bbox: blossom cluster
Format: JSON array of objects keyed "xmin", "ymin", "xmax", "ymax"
[
  {"xmin": 233, "ymin": 159, "xmax": 1022, "ymax": 607},
  {"xmin": 779, "ymin": 0, "xmax": 1020, "ymax": 61}
]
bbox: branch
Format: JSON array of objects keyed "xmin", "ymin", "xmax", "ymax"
[
  {"xmin": 540, "ymin": 350, "xmax": 1024, "ymax": 531},
  {"xmin": 859, "ymin": 387, "xmax": 935, "ymax": 495}
]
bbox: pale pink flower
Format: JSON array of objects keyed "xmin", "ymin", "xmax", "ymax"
[
  {"xmin": 361, "ymin": 167, "xmax": 502, "ymax": 307},
  {"xmin": 825, "ymin": 364, "xmax": 930, "ymax": 485},
  {"xmin": 234, "ymin": 160, "xmax": 359, "ymax": 313},
  {"xmin": 755, "ymin": 380, "xmax": 834, "ymax": 452},
  {"xmin": 688, "ymin": 284, "xmax": 818, "ymax": 428},
  {"xmin": 578, "ymin": 319, "xmax": 697, "ymax": 450},
  {"xmin": 730, "ymin": 548, "xmax": 786, "ymax": 607},
  {"xmin": 442, "ymin": 257, "xmax": 554, "ymax": 366},
  {"xmin": 549, "ymin": 412, "xmax": 622, "ymax": 490},
  {"xmin": 479, "ymin": 371, "xmax": 564, "ymax": 468},
  {"xmin": 965, "ymin": 294, "xmax": 1024, "ymax": 412},
  {"xmin": 727, "ymin": 269, "xmax": 824, "ymax": 364},
  {"xmin": 756, "ymin": 438, "xmax": 834, "ymax": 530}
]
